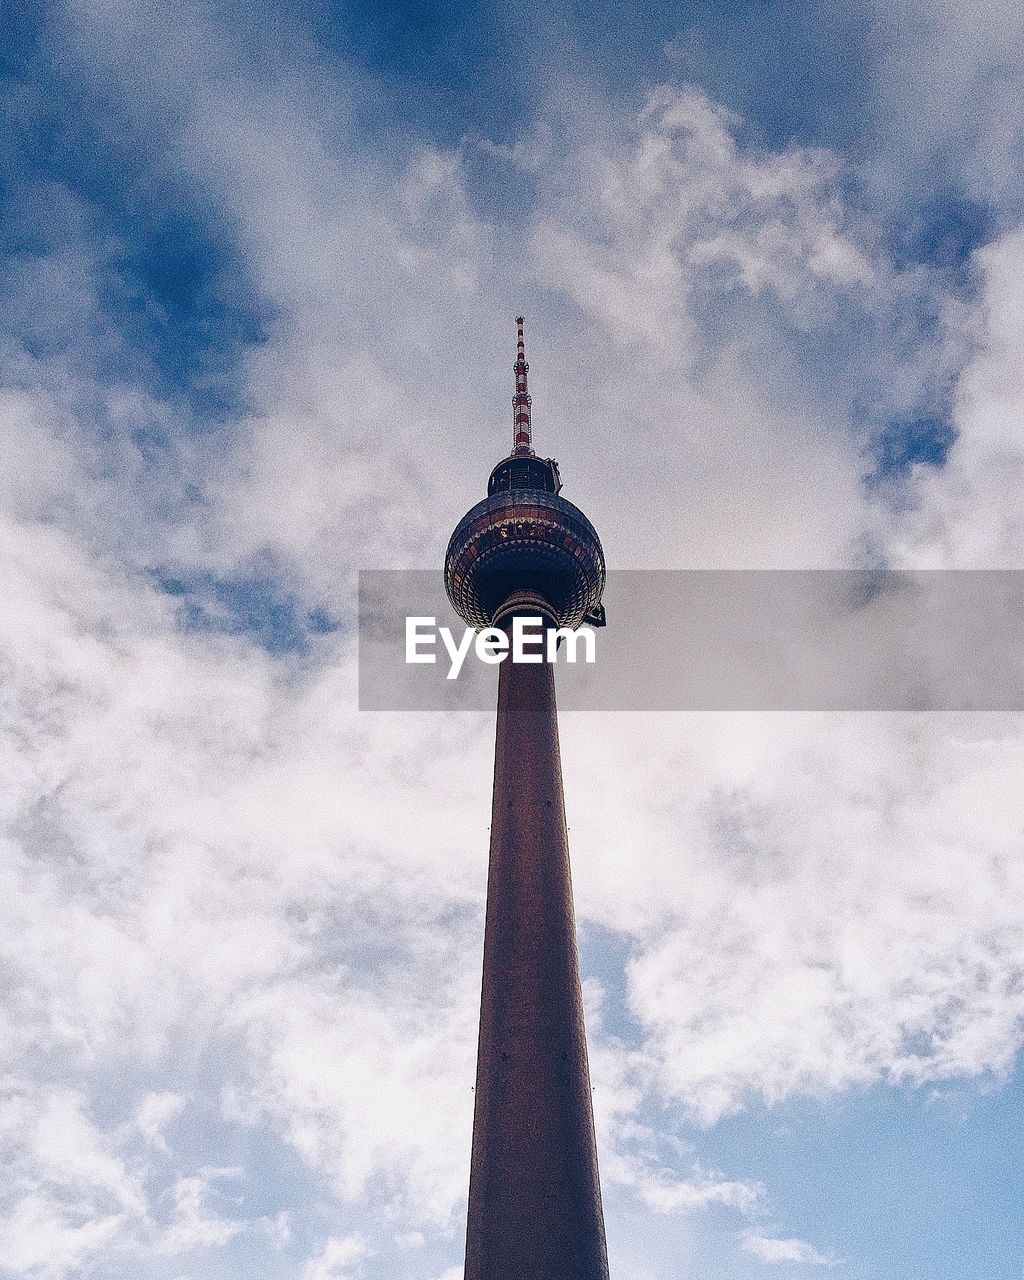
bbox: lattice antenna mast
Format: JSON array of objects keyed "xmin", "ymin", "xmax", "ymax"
[{"xmin": 513, "ymin": 315, "xmax": 533, "ymax": 455}]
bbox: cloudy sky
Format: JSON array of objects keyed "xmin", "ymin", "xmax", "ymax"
[{"xmin": 3, "ymin": 1, "xmax": 1024, "ymax": 1277}]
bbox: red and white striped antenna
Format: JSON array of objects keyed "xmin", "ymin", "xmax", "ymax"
[{"xmin": 512, "ymin": 315, "xmax": 532, "ymax": 455}]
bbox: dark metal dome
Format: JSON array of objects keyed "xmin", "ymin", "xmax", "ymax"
[{"xmin": 445, "ymin": 488, "xmax": 605, "ymax": 630}]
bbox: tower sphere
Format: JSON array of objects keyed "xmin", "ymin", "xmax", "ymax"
[{"xmin": 444, "ymin": 319, "xmax": 605, "ymax": 631}]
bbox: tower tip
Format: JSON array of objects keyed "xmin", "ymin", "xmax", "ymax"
[{"xmin": 512, "ymin": 315, "xmax": 532, "ymax": 455}]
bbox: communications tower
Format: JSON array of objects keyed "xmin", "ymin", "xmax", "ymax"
[{"xmin": 445, "ymin": 318, "xmax": 609, "ymax": 1279}]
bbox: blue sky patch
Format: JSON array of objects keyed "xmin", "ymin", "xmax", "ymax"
[{"xmin": 156, "ymin": 569, "xmax": 338, "ymax": 655}]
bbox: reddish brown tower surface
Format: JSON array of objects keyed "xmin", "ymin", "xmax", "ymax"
[
  {"xmin": 445, "ymin": 320, "xmax": 609, "ymax": 1279},
  {"xmin": 464, "ymin": 618, "xmax": 609, "ymax": 1279}
]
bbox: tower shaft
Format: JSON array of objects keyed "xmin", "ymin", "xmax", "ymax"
[{"xmin": 465, "ymin": 623, "xmax": 609, "ymax": 1280}]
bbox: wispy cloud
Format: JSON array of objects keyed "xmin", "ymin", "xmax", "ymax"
[
  {"xmin": 741, "ymin": 1229, "xmax": 841, "ymax": 1265},
  {"xmin": 303, "ymin": 1233, "xmax": 372, "ymax": 1280}
]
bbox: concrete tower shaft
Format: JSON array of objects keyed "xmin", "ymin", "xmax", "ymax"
[{"xmin": 464, "ymin": 612, "xmax": 609, "ymax": 1280}]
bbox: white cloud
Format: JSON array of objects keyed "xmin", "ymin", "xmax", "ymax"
[
  {"xmin": 563, "ymin": 706, "xmax": 1024, "ymax": 1123},
  {"xmin": 262, "ymin": 1210, "xmax": 293, "ymax": 1249},
  {"xmin": 0, "ymin": 1088, "xmax": 139, "ymax": 1275},
  {"xmin": 0, "ymin": 1195, "xmax": 125, "ymax": 1279},
  {"xmin": 134, "ymin": 1092, "xmax": 187, "ymax": 1152},
  {"xmin": 741, "ymin": 1229, "xmax": 840, "ymax": 1265},
  {"xmin": 532, "ymin": 84, "xmax": 878, "ymax": 357},
  {"xmin": 303, "ymin": 1233, "xmax": 372, "ymax": 1280},
  {"xmin": 157, "ymin": 1171, "xmax": 246, "ymax": 1255},
  {"xmin": 626, "ymin": 1159, "xmax": 762, "ymax": 1216},
  {"xmin": 886, "ymin": 226, "xmax": 1024, "ymax": 567}
]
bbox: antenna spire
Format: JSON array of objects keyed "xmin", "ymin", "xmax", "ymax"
[{"xmin": 512, "ymin": 315, "xmax": 532, "ymax": 455}]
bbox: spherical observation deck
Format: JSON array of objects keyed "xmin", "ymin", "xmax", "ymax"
[{"xmin": 445, "ymin": 454, "xmax": 606, "ymax": 631}]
